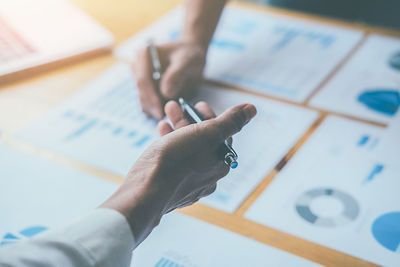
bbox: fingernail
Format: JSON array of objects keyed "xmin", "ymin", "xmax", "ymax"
[{"xmin": 243, "ymin": 104, "xmax": 257, "ymax": 122}]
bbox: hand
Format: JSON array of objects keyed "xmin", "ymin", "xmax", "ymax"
[
  {"xmin": 133, "ymin": 41, "xmax": 207, "ymax": 119},
  {"xmin": 100, "ymin": 101, "xmax": 256, "ymax": 243}
]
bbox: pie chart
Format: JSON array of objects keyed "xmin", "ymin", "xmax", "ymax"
[
  {"xmin": 357, "ymin": 90, "xmax": 400, "ymax": 116},
  {"xmin": 372, "ymin": 212, "xmax": 400, "ymax": 252}
]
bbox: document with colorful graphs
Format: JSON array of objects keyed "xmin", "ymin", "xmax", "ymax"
[
  {"xmin": 116, "ymin": 6, "xmax": 363, "ymax": 102},
  {"xmin": 245, "ymin": 116, "xmax": 400, "ymax": 266},
  {"xmin": 17, "ymin": 63, "xmax": 318, "ymax": 213}
]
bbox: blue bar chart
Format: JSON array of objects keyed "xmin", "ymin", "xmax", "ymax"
[
  {"xmin": 116, "ymin": 6, "xmax": 363, "ymax": 102},
  {"xmin": 17, "ymin": 64, "xmax": 159, "ymax": 176}
]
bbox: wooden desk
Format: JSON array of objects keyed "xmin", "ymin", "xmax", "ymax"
[{"xmin": 1, "ymin": 1, "xmax": 399, "ymax": 266}]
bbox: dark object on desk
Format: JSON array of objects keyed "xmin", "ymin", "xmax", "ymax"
[
  {"xmin": 389, "ymin": 51, "xmax": 400, "ymax": 71},
  {"xmin": 247, "ymin": 0, "xmax": 400, "ymax": 29}
]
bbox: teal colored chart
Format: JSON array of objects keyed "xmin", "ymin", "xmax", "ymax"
[
  {"xmin": 357, "ymin": 90, "xmax": 400, "ymax": 116},
  {"xmin": 372, "ymin": 212, "xmax": 400, "ymax": 252}
]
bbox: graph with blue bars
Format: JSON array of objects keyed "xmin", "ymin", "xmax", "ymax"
[
  {"xmin": 154, "ymin": 257, "xmax": 185, "ymax": 267},
  {"xmin": 200, "ymin": 7, "xmax": 362, "ymax": 102},
  {"xmin": 1, "ymin": 226, "xmax": 47, "ymax": 246},
  {"xmin": 17, "ymin": 64, "xmax": 159, "ymax": 176}
]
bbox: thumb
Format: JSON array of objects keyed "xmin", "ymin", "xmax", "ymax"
[
  {"xmin": 160, "ymin": 62, "xmax": 185, "ymax": 100},
  {"xmin": 211, "ymin": 104, "xmax": 257, "ymax": 142}
]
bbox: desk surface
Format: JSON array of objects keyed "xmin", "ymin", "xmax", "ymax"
[{"xmin": 1, "ymin": 1, "xmax": 399, "ymax": 266}]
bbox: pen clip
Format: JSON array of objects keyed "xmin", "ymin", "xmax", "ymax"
[
  {"xmin": 179, "ymin": 97, "xmax": 203, "ymax": 123},
  {"xmin": 147, "ymin": 40, "xmax": 162, "ymax": 82}
]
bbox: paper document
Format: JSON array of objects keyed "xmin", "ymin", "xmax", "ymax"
[
  {"xmin": 17, "ymin": 63, "xmax": 318, "ymax": 213},
  {"xmin": 115, "ymin": 6, "xmax": 363, "ymax": 102},
  {"xmin": 374, "ymin": 118, "xmax": 400, "ymax": 166},
  {"xmin": 310, "ymin": 34, "xmax": 400, "ymax": 124},
  {"xmin": 193, "ymin": 86, "xmax": 318, "ymax": 212},
  {"xmin": 0, "ymin": 143, "xmax": 117, "ymax": 244},
  {"xmin": 0, "ymin": 0, "xmax": 113, "ymax": 80},
  {"xmin": 0, "ymin": 143, "xmax": 319, "ymax": 266},
  {"xmin": 132, "ymin": 212, "xmax": 320, "ymax": 267},
  {"xmin": 17, "ymin": 64, "xmax": 162, "ymax": 176},
  {"xmin": 245, "ymin": 116, "xmax": 400, "ymax": 266}
]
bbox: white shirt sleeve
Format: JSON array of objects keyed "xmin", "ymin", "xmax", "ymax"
[{"xmin": 0, "ymin": 208, "xmax": 136, "ymax": 267}]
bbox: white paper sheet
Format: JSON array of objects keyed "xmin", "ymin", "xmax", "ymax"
[
  {"xmin": 115, "ymin": 6, "xmax": 363, "ymax": 102},
  {"xmin": 17, "ymin": 63, "xmax": 318, "ymax": 213},
  {"xmin": 0, "ymin": 143, "xmax": 117, "ymax": 244},
  {"xmin": 245, "ymin": 116, "xmax": 400, "ymax": 266},
  {"xmin": 374, "ymin": 118, "xmax": 400, "ymax": 166},
  {"xmin": 132, "ymin": 212, "xmax": 320, "ymax": 267},
  {"xmin": 310, "ymin": 34, "xmax": 400, "ymax": 124},
  {"xmin": 17, "ymin": 64, "xmax": 161, "ymax": 176}
]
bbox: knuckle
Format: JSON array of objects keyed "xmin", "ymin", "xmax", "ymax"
[
  {"xmin": 209, "ymin": 184, "xmax": 217, "ymax": 194},
  {"xmin": 136, "ymin": 78, "xmax": 148, "ymax": 90},
  {"xmin": 161, "ymin": 86, "xmax": 177, "ymax": 99}
]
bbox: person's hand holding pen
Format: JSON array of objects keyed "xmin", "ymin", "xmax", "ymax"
[
  {"xmin": 132, "ymin": 0, "xmax": 227, "ymax": 119},
  {"xmin": 133, "ymin": 41, "xmax": 206, "ymax": 119},
  {"xmin": 146, "ymin": 40, "xmax": 240, "ymax": 169},
  {"xmin": 101, "ymin": 100, "xmax": 257, "ymax": 244}
]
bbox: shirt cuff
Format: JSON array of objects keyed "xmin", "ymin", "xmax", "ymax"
[{"xmin": 45, "ymin": 208, "xmax": 136, "ymax": 267}]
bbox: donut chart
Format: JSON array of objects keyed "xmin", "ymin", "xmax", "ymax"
[
  {"xmin": 295, "ymin": 188, "xmax": 360, "ymax": 227},
  {"xmin": 372, "ymin": 212, "xmax": 400, "ymax": 253}
]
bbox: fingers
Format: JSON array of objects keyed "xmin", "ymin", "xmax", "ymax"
[
  {"xmin": 133, "ymin": 48, "xmax": 164, "ymax": 119},
  {"xmin": 159, "ymin": 42, "xmax": 205, "ymax": 100},
  {"xmin": 160, "ymin": 61, "xmax": 185, "ymax": 99},
  {"xmin": 164, "ymin": 100, "xmax": 216, "ymax": 130},
  {"xmin": 157, "ymin": 120, "xmax": 173, "ymax": 136},
  {"xmin": 194, "ymin": 101, "xmax": 216, "ymax": 120},
  {"xmin": 164, "ymin": 101, "xmax": 188, "ymax": 130},
  {"xmin": 212, "ymin": 104, "xmax": 257, "ymax": 142}
]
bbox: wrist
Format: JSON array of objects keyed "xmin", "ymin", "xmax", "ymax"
[
  {"xmin": 100, "ymin": 169, "xmax": 167, "ymax": 244},
  {"xmin": 179, "ymin": 33, "xmax": 210, "ymax": 52}
]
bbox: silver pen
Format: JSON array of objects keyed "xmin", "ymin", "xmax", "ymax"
[
  {"xmin": 178, "ymin": 97, "xmax": 239, "ymax": 169},
  {"xmin": 148, "ymin": 40, "xmax": 238, "ymax": 169}
]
